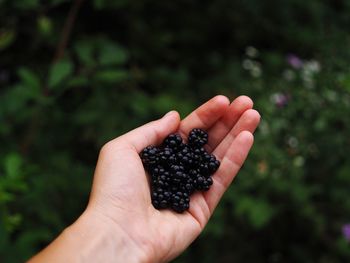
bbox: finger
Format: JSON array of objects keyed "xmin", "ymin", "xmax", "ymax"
[
  {"xmin": 179, "ymin": 95, "xmax": 230, "ymax": 139},
  {"xmin": 185, "ymin": 190, "xmax": 211, "ymax": 229},
  {"xmin": 213, "ymin": 109, "xmax": 260, "ymax": 159},
  {"xmin": 206, "ymin": 95, "xmax": 253, "ymax": 152},
  {"xmin": 204, "ymin": 131, "xmax": 254, "ymax": 213},
  {"xmin": 110, "ymin": 111, "xmax": 180, "ymax": 152}
]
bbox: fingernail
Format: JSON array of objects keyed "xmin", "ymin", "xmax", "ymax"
[{"xmin": 163, "ymin": 110, "xmax": 175, "ymax": 118}]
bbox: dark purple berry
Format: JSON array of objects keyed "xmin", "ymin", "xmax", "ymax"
[
  {"xmin": 188, "ymin": 128, "xmax": 208, "ymax": 147},
  {"xmin": 140, "ymin": 127, "xmax": 219, "ymax": 213},
  {"xmin": 164, "ymin": 134, "xmax": 183, "ymax": 150}
]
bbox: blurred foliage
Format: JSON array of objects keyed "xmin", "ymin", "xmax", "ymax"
[{"xmin": 1, "ymin": 0, "xmax": 350, "ymax": 262}]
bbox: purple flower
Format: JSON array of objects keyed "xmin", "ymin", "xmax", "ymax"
[
  {"xmin": 287, "ymin": 54, "xmax": 303, "ymax": 69},
  {"xmin": 270, "ymin": 93, "xmax": 290, "ymax": 108},
  {"xmin": 342, "ymin": 224, "xmax": 350, "ymax": 242}
]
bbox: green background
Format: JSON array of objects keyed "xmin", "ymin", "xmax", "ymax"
[{"xmin": 1, "ymin": 0, "xmax": 350, "ymax": 262}]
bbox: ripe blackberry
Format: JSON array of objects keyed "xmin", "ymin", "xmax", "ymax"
[
  {"xmin": 208, "ymin": 159, "xmax": 220, "ymax": 173},
  {"xmin": 171, "ymin": 192, "xmax": 190, "ymax": 213},
  {"xmin": 199, "ymin": 163, "xmax": 210, "ymax": 176},
  {"xmin": 188, "ymin": 128, "xmax": 208, "ymax": 147},
  {"xmin": 193, "ymin": 175, "xmax": 206, "ymax": 190},
  {"xmin": 164, "ymin": 134, "xmax": 183, "ymax": 151},
  {"xmin": 184, "ymin": 182, "xmax": 194, "ymax": 194},
  {"xmin": 159, "ymin": 147, "xmax": 174, "ymax": 164},
  {"xmin": 140, "ymin": 146, "xmax": 159, "ymax": 170},
  {"xmin": 177, "ymin": 147, "xmax": 195, "ymax": 168},
  {"xmin": 206, "ymin": 177, "xmax": 213, "ymax": 186},
  {"xmin": 140, "ymin": 127, "xmax": 220, "ymax": 213},
  {"xmin": 151, "ymin": 165, "xmax": 165, "ymax": 176}
]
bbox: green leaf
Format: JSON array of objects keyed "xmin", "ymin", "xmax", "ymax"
[
  {"xmin": 4, "ymin": 153, "xmax": 22, "ymax": 179},
  {"xmin": 48, "ymin": 59, "xmax": 74, "ymax": 89},
  {"xmin": 92, "ymin": 0, "xmax": 128, "ymax": 9},
  {"xmin": 68, "ymin": 76, "xmax": 89, "ymax": 87},
  {"xmin": 236, "ymin": 197, "xmax": 275, "ymax": 229},
  {"xmin": 98, "ymin": 42, "xmax": 127, "ymax": 66},
  {"xmin": 37, "ymin": 16, "xmax": 53, "ymax": 36},
  {"xmin": 75, "ymin": 41, "xmax": 95, "ymax": 66},
  {"xmin": 94, "ymin": 70, "xmax": 128, "ymax": 83},
  {"xmin": 0, "ymin": 191, "xmax": 14, "ymax": 204},
  {"xmin": 14, "ymin": 0, "xmax": 39, "ymax": 9},
  {"xmin": 130, "ymin": 92, "xmax": 150, "ymax": 115},
  {"xmin": 17, "ymin": 68, "xmax": 41, "ymax": 91},
  {"xmin": 4, "ymin": 214, "xmax": 22, "ymax": 232},
  {"xmin": 0, "ymin": 29, "xmax": 16, "ymax": 50},
  {"xmin": 93, "ymin": 0, "xmax": 106, "ymax": 9},
  {"xmin": 338, "ymin": 74, "xmax": 350, "ymax": 92},
  {"xmin": 153, "ymin": 94, "xmax": 176, "ymax": 112}
]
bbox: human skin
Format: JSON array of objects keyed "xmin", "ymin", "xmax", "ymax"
[{"xmin": 28, "ymin": 95, "xmax": 260, "ymax": 263}]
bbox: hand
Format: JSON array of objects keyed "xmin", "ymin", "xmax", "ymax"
[{"xmin": 29, "ymin": 95, "xmax": 260, "ymax": 263}]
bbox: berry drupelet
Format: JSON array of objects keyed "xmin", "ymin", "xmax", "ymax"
[{"xmin": 140, "ymin": 128, "xmax": 220, "ymax": 213}]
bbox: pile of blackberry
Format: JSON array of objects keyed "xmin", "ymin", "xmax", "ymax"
[{"xmin": 140, "ymin": 128, "xmax": 220, "ymax": 213}]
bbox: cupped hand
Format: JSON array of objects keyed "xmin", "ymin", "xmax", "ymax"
[{"xmin": 85, "ymin": 95, "xmax": 260, "ymax": 262}]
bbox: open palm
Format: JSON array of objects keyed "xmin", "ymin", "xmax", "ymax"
[{"xmin": 87, "ymin": 95, "xmax": 260, "ymax": 262}]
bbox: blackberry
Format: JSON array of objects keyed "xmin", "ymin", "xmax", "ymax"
[
  {"xmin": 206, "ymin": 177, "xmax": 213, "ymax": 186},
  {"xmin": 164, "ymin": 134, "xmax": 183, "ymax": 151},
  {"xmin": 184, "ymin": 182, "xmax": 194, "ymax": 194},
  {"xmin": 177, "ymin": 147, "xmax": 195, "ymax": 168},
  {"xmin": 171, "ymin": 192, "xmax": 190, "ymax": 213},
  {"xmin": 159, "ymin": 147, "xmax": 174, "ymax": 164},
  {"xmin": 202, "ymin": 152, "xmax": 212, "ymax": 162},
  {"xmin": 208, "ymin": 159, "xmax": 220, "ymax": 173},
  {"xmin": 140, "ymin": 128, "xmax": 221, "ymax": 213},
  {"xmin": 193, "ymin": 175, "xmax": 206, "ymax": 190},
  {"xmin": 188, "ymin": 128, "xmax": 208, "ymax": 147},
  {"xmin": 151, "ymin": 165, "xmax": 165, "ymax": 176},
  {"xmin": 199, "ymin": 163, "xmax": 210, "ymax": 176},
  {"xmin": 140, "ymin": 146, "xmax": 159, "ymax": 170}
]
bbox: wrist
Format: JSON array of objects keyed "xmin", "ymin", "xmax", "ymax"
[{"xmin": 66, "ymin": 209, "xmax": 151, "ymax": 263}]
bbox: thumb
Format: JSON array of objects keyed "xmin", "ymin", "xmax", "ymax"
[{"xmin": 116, "ymin": 111, "xmax": 180, "ymax": 152}]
